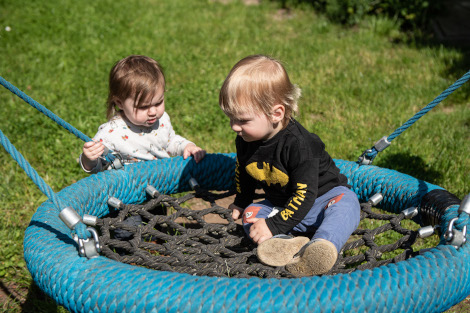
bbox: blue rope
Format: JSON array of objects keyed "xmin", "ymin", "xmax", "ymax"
[
  {"xmin": 358, "ymin": 70, "xmax": 470, "ymax": 164},
  {"xmin": 0, "ymin": 75, "xmax": 116, "ymax": 164},
  {"xmin": 0, "ymin": 76, "xmax": 92, "ymax": 142},
  {"xmin": 0, "ymin": 129, "xmax": 90, "ymax": 239}
]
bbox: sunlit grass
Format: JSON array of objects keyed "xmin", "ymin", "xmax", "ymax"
[{"xmin": 0, "ymin": 0, "xmax": 468, "ymax": 311}]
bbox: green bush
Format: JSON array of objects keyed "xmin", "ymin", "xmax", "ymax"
[
  {"xmin": 276, "ymin": 0, "xmax": 444, "ymax": 29},
  {"xmin": 326, "ymin": 0, "xmax": 371, "ymax": 25}
]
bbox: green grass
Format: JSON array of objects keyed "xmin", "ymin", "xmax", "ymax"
[{"xmin": 0, "ymin": 0, "xmax": 469, "ymax": 311}]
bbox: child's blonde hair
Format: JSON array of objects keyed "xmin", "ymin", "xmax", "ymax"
[
  {"xmin": 219, "ymin": 54, "xmax": 301, "ymax": 125},
  {"xmin": 106, "ymin": 55, "xmax": 165, "ymax": 120}
]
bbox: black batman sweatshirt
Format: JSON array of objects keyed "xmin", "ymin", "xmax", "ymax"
[{"xmin": 233, "ymin": 119, "xmax": 349, "ymax": 235}]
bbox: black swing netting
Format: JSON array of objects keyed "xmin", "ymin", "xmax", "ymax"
[{"xmin": 95, "ymin": 187, "xmax": 431, "ymax": 279}]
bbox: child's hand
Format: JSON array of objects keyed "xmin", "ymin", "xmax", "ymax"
[
  {"xmin": 82, "ymin": 141, "xmax": 105, "ymax": 170},
  {"xmin": 183, "ymin": 143, "xmax": 206, "ymax": 163},
  {"xmin": 228, "ymin": 203, "xmax": 244, "ymax": 220},
  {"xmin": 83, "ymin": 141, "xmax": 105, "ymax": 161},
  {"xmin": 245, "ymin": 217, "xmax": 273, "ymax": 244}
]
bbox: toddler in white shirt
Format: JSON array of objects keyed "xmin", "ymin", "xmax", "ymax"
[
  {"xmin": 79, "ymin": 55, "xmax": 206, "ymax": 241},
  {"xmin": 80, "ymin": 55, "xmax": 205, "ymax": 173}
]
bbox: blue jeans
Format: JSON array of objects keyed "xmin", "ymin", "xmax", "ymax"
[{"xmin": 242, "ymin": 186, "xmax": 360, "ymax": 253}]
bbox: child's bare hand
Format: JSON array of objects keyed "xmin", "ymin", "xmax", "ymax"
[
  {"xmin": 183, "ymin": 143, "xmax": 206, "ymax": 163},
  {"xmin": 245, "ymin": 217, "xmax": 273, "ymax": 244},
  {"xmin": 83, "ymin": 141, "xmax": 105, "ymax": 161},
  {"xmin": 228, "ymin": 203, "xmax": 244, "ymax": 220},
  {"xmin": 81, "ymin": 141, "xmax": 105, "ymax": 171}
]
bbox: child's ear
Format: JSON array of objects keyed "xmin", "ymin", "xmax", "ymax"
[
  {"xmin": 115, "ymin": 99, "xmax": 123, "ymax": 110},
  {"xmin": 271, "ymin": 104, "xmax": 285, "ymax": 123}
]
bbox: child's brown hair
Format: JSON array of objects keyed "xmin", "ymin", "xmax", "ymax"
[{"xmin": 106, "ymin": 55, "xmax": 165, "ymax": 120}]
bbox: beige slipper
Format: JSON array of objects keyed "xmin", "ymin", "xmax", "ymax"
[
  {"xmin": 286, "ymin": 239, "xmax": 338, "ymax": 277},
  {"xmin": 256, "ymin": 236, "xmax": 310, "ymax": 267}
]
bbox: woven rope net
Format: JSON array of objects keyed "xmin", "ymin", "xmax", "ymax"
[{"xmin": 96, "ymin": 187, "xmax": 430, "ymax": 278}]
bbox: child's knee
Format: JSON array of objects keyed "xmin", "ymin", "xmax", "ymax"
[
  {"xmin": 241, "ymin": 205, "xmax": 260, "ymax": 234},
  {"xmin": 350, "ymin": 198, "xmax": 361, "ymax": 229},
  {"xmin": 338, "ymin": 190, "xmax": 361, "ymax": 229},
  {"xmin": 241, "ymin": 203, "xmax": 273, "ymax": 235}
]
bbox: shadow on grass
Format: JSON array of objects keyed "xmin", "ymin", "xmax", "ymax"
[
  {"xmin": 22, "ymin": 283, "xmax": 62, "ymax": 313},
  {"xmin": 0, "ymin": 279, "xmax": 61, "ymax": 313},
  {"xmin": 374, "ymin": 152, "xmax": 443, "ymax": 185}
]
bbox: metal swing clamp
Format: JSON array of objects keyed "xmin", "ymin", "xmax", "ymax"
[
  {"xmin": 402, "ymin": 206, "xmax": 419, "ymax": 219},
  {"xmin": 373, "ymin": 136, "xmax": 391, "ymax": 152},
  {"xmin": 59, "ymin": 207, "xmax": 101, "ymax": 258},
  {"xmin": 418, "ymin": 225, "xmax": 437, "ymax": 238},
  {"xmin": 418, "ymin": 195, "xmax": 470, "ymax": 243},
  {"xmin": 368, "ymin": 193, "xmax": 383, "ymax": 206},
  {"xmin": 73, "ymin": 227, "xmax": 101, "ymax": 259},
  {"xmin": 109, "ymin": 156, "xmax": 124, "ymax": 170},
  {"xmin": 358, "ymin": 149, "xmax": 374, "ymax": 165},
  {"xmin": 107, "ymin": 197, "xmax": 123, "ymax": 209},
  {"xmin": 59, "ymin": 206, "xmax": 82, "ymax": 230},
  {"xmin": 145, "ymin": 185, "xmax": 160, "ymax": 198},
  {"xmin": 101, "ymin": 147, "xmax": 124, "ymax": 170},
  {"xmin": 358, "ymin": 136, "xmax": 391, "ymax": 165},
  {"xmin": 189, "ymin": 177, "xmax": 200, "ymax": 190},
  {"xmin": 458, "ymin": 194, "xmax": 470, "ymax": 215},
  {"xmin": 108, "ymin": 154, "xmax": 124, "ymax": 170},
  {"xmin": 82, "ymin": 214, "xmax": 98, "ymax": 226},
  {"xmin": 444, "ymin": 217, "xmax": 467, "ymax": 249},
  {"xmin": 417, "ymin": 224, "xmax": 441, "ymax": 255}
]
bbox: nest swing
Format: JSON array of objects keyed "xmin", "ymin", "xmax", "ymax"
[
  {"xmin": 24, "ymin": 154, "xmax": 470, "ymax": 313},
  {"xmin": 0, "ymin": 72, "xmax": 469, "ymax": 312}
]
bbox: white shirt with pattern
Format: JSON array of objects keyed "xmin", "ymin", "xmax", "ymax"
[{"xmin": 80, "ymin": 112, "xmax": 193, "ymax": 173}]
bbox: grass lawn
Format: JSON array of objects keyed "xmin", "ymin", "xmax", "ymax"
[{"xmin": 0, "ymin": 0, "xmax": 469, "ymax": 311}]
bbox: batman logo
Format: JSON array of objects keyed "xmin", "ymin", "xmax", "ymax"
[{"xmin": 246, "ymin": 162, "xmax": 289, "ymax": 187}]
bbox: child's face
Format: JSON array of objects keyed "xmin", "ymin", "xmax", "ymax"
[
  {"xmin": 228, "ymin": 110, "xmax": 277, "ymax": 142},
  {"xmin": 118, "ymin": 86, "xmax": 165, "ymax": 127}
]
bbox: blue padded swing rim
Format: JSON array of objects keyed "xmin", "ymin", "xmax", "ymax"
[{"xmin": 24, "ymin": 153, "xmax": 470, "ymax": 313}]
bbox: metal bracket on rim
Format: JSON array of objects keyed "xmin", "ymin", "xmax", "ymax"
[
  {"xmin": 444, "ymin": 217, "xmax": 467, "ymax": 249},
  {"xmin": 73, "ymin": 227, "xmax": 101, "ymax": 259}
]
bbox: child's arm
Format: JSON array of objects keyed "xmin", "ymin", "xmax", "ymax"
[
  {"xmin": 232, "ymin": 139, "xmax": 257, "ymax": 209},
  {"xmin": 235, "ymin": 150, "xmax": 273, "ymax": 243},
  {"xmin": 265, "ymin": 142, "xmax": 321, "ymax": 236},
  {"xmin": 228, "ymin": 203, "xmax": 244, "ymax": 220},
  {"xmin": 80, "ymin": 141, "xmax": 105, "ymax": 173},
  {"xmin": 164, "ymin": 113, "xmax": 206, "ymax": 162}
]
